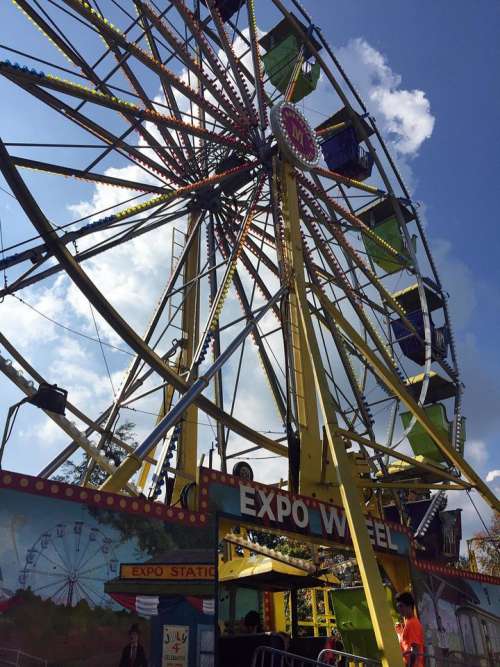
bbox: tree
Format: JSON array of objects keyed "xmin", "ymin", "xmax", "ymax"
[
  {"xmin": 54, "ymin": 421, "xmax": 138, "ymax": 487},
  {"xmin": 469, "ymin": 512, "xmax": 500, "ymax": 576}
]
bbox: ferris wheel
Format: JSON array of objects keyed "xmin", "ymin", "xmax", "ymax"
[
  {"xmin": 0, "ymin": 2, "xmax": 497, "ymax": 526},
  {"xmin": 19, "ymin": 520, "xmax": 118, "ymax": 608}
]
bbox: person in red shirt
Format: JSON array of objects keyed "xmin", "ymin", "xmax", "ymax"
[{"xmin": 395, "ymin": 592, "xmax": 425, "ymax": 667}]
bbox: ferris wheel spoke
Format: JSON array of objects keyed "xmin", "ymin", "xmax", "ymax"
[
  {"xmin": 23, "ymin": 569, "xmax": 67, "ymax": 581},
  {"xmin": 302, "ymin": 257, "xmax": 366, "ymax": 432},
  {"xmin": 72, "ymin": 535, "xmax": 93, "ymax": 572},
  {"xmin": 298, "ymin": 224, "xmax": 405, "ymax": 404},
  {"xmin": 0, "ymin": 206, "xmax": 188, "ymax": 297},
  {"xmin": 1, "ymin": 64, "xmax": 246, "ymax": 160},
  {"xmin": 36, "ymin": 549, "xmax": 70, "ymax": 575},
  {"xmin": 78, "ymin": 560, "xmax": 111, "ymax": 578},
  {"xmin": 77, "ymin": 546, "xmax": 109, "ymax": 574},
  {"xmin": 205, "ymin": 0, "xmax": 258, "ymax": 125},
  {"xmin": 29, "ymin": 577, "xmax": 70, "ymax": 597},
  {"xmin": 101, "ymin": 41, "xmax": 198, "ymax": 180},
  {"xmin": 2, "ymin": 77, "xmax": 178, "ymax": 186},
  {"xmin": 135, "ymin": 1, "xmax": 244, "ymax": 126},
  {"xmin": 218, "ymin": 227, "xmax": 281, "ymax": 318},
  {"xmin": 75, "ymin": 578, "xmax": 109, "ymax": 607},
  {"xmin": 0, "ymin": 160, "xmax": 256, "ymax": 289},
  {"xmin": 7, "ymin": 2, "xmax": 189, "ymax": 184},
  {"xmin": 92, "ymin": 209, "xmax": 206, "ymax": 457},
  {"xmin": 214, "ymin": 215, "xmax": 287, "ymax": 423},
  {"xmin": 8, "ymin": 156, "xmax": 165, "ymax": 194},
  {"xmin": 190, "ymin": 176, "xmax": 266, "ymax": 369},
  {"xmin": 167, "ymin": 0, "xmax": 249, "ymax": 121},
  {"xmin": 132, "ymin": 7, "xmax": 199, "ymax": 175},
  {"xmin": 312, "ymin": 165, "xmax": 387, "ymax": 197},
  {"xmin": 246, "ymin": 0, "xmax": 270, "ymax": 133},
  {"xmin": 61, "ymin": 0, "xmax": 242, "ymax": 136},
  {"xmin": 298, "ymin": 182, "xmax": 420, "ymax": 340},
  {"xmin": 297, "ymin": 174, "xmax": 407, "ymax": 275}
]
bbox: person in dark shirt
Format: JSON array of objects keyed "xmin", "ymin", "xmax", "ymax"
[
  {"xmin": 243, "ymin": 610, "xmax": 263, "ymax": 634},
  {"xmin": 119, "ymin": 623, "xmax": 148, "ymax": 667}
]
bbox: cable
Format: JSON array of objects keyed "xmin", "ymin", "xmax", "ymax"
[
  {"xmin": 89, "ymin": 303, "xmax": 116, "ymax": 397},
  {"xmin": 232, "ymin": 455, "xmax": 281, "ymax": 460},
  {"xmin": 0, "ymin": 215, "xmax": 7, "ymax": 299},
  {"xmin": 9, "ymin": 294, "xmax": 134, "ymax": 356},
  {"xmin": 466, "ymin": 490, "xmax": 491, "ymax": 536}
]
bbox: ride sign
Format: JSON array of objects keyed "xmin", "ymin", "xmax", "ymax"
[
  {"xmin": 199, "ymin": 468, "xmax": 411, "ymax": 556},
  {"xmin": 270, "ymin": 101, "xmax": 320, "ymax": 171}
]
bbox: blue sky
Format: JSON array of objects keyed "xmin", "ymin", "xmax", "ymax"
[
  {"xmin": 306, "ymin": 0, "xmax": 500, "ymax": 531},
  {"xmin": 0, "ymin": 0, "xmax": 498, "ymax": 542}
]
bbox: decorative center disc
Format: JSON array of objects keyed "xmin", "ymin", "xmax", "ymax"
[{"xmin": 270, "ymin": 101, "xmax": 320, "ymax": 171}]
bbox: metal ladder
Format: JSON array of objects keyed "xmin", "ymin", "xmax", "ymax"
[{"xmin": 167, "ymin": 225, "xmax": 187, "ymax": 329}]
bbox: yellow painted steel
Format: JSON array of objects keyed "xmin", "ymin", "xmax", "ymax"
[
  {"xmin": 280, "ymin": 161, "xmax": 339, "ymax": 502},
  {"xmin": 137, "ymin": 378, "xmax": 176, "ymax": 492},
  {"xmin": 379, "ymin": 554, "xmax": 412, "ymax": 594},
  {"xmin": 313, "ymin": 286, "xmax": 500, "ymax": 512},
  {"xmin": 281, "ymin": 161, "xmax": 404, "ymax": 667},
  {"xmin": 272, "ymin": 591, "xmax": 287, "ymax": 632},
  {"xmin": 172, "ymin": 212, "xmax": 201, "ymax": 503},
  {"xmin": 332, "ymin": 427, "xmax": 471, "ymax": 487}
]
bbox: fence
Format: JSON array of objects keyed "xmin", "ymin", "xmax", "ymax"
[
  {"xmin": 251, "ymin": 645, "xmax": 380, "ymax": 667},
  {"xmin": 0, "ymin": 648, "xmax": 47, "ymax": 666}
]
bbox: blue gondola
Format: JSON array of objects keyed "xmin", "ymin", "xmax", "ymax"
[
  {"xmin": 320, "ymin": 126, "xmax": 374, "ymax": 180},
  {"xmin": 391, "ymin": 309, "xmax": 448, "ymax": 365},
  {"xmin": 201, "ymin": 0, "xmax": 245, "ymax": 23}
]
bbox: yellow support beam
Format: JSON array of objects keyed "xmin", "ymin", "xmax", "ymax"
[
  {"xmin": 280, "ymin": 161, "xmax": 331, "ymax": 499},
  {"xmin": 137, "ymin": 374, "xmax": 177, "ymax": 492},
  {"xmin": 333, "ymin": 427, "xmax": 472, "ymax": 487},
  {"xmin": 360, "ymin": 482, "xmax": 470, "ymax": 491},
  {"xmin": 281, "ymin": 161, "xmax": 404, "ymax": 667},
  {"xmin": 313, "ymin": 286, "xmax": 500, "ymax": 512},
  {"xmin": 173, "ymin": 212, "xmax": 201, "ymax": 503}
]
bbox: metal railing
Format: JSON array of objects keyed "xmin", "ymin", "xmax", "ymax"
[
  {"xmin": 318, "ymin": 648, "xmax": 381, "ymax": 666},
  {"xmin": 0, "ymin": 648, "xmax": 47, "ymax": 666},
  {"xmin": 251, "ymin": 646, "xmax": 380, "ymax": 667}
]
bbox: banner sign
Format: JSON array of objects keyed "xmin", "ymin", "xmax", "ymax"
[
  {"xmin": 120, "ymin": 564, "xmax": 215, "ymax": 581},
  {"xmin": 199, "ymin": 468, "xmax": 411, "ymax": 556},
  {"xmin": 162, "ymin": 625, "xmax": 189, "ymax": 667}
]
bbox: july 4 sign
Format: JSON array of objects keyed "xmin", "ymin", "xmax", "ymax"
[{"xmin": 162, "ymin": 625, "xmax": 189, "ymax": 667}]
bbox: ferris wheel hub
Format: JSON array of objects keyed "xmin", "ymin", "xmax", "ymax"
[{"xmin": 270, "ymin": 101, "xmax": 320, "ymax": 171}]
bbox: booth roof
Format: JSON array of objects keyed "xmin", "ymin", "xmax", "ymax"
[{"xmin": 219, "ymin": 555, "xmax": 339, "ymax": 591}]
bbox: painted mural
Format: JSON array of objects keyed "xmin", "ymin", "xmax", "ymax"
[
  {"xmin": 0, "ymin": 473, "xmax": 216, "ymax": 667},
  {"xmin": 412, "ymin": 563, "xmax": 500, "ymax": 665}
]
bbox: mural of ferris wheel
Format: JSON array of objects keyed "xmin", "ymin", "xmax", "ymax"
[{"xmin": 18, "ymin": 521, "xmax": 118, "ymax": 608}]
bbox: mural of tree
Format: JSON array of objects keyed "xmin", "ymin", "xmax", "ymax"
[
  {"xmin": 55, "ymin": 421, "xmax": 138, "ymax": 487},
  {"xmin": 469, "ymin": 512, "xmax": 500, "ymax": 576}
]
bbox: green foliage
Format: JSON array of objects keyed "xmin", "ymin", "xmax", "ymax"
[
  {"xmin": 472, "ymin": 512, "xmax": 500, "ymax": 576},
  {"xmin": 54, "ymin": 421, "xmax": 138, "ymax": 487},
  {"xmin": 0, "ymin": 588, "xmax": 148, "ymax": 665},
  {"xmin": 87, "ymin": 506, "xmax": 213, "ymax": 557},
  {"xmin": 248, "ymin": 529, "xmax": 312, "ymax": 559}
]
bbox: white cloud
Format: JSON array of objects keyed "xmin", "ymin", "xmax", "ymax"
[
  {"xmin": 336, "ymin": 38, "xmax": 435, "ymax": 157},
  {"xmin": 466, "ymin": 439, "xmax": 488, "ymax": 466},
  {"xmin": 486, "ymin": 469, "xmax": 500, "ymax": 483}
]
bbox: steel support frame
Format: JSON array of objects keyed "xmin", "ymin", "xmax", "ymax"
[
  {"xmin": 279, "ymin": 161, "xmax": 327, "ymax": 499},
  {"xmin": 313, "ymin": 286, "xmax": 499, "ymax": 512},
  {"xmin": 173, "ymin": 211, "xmax": 201, "ymax": 502},
  {"xmin": 280, "ymin": 160, "xmax": 404, "ymax": 667}
]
